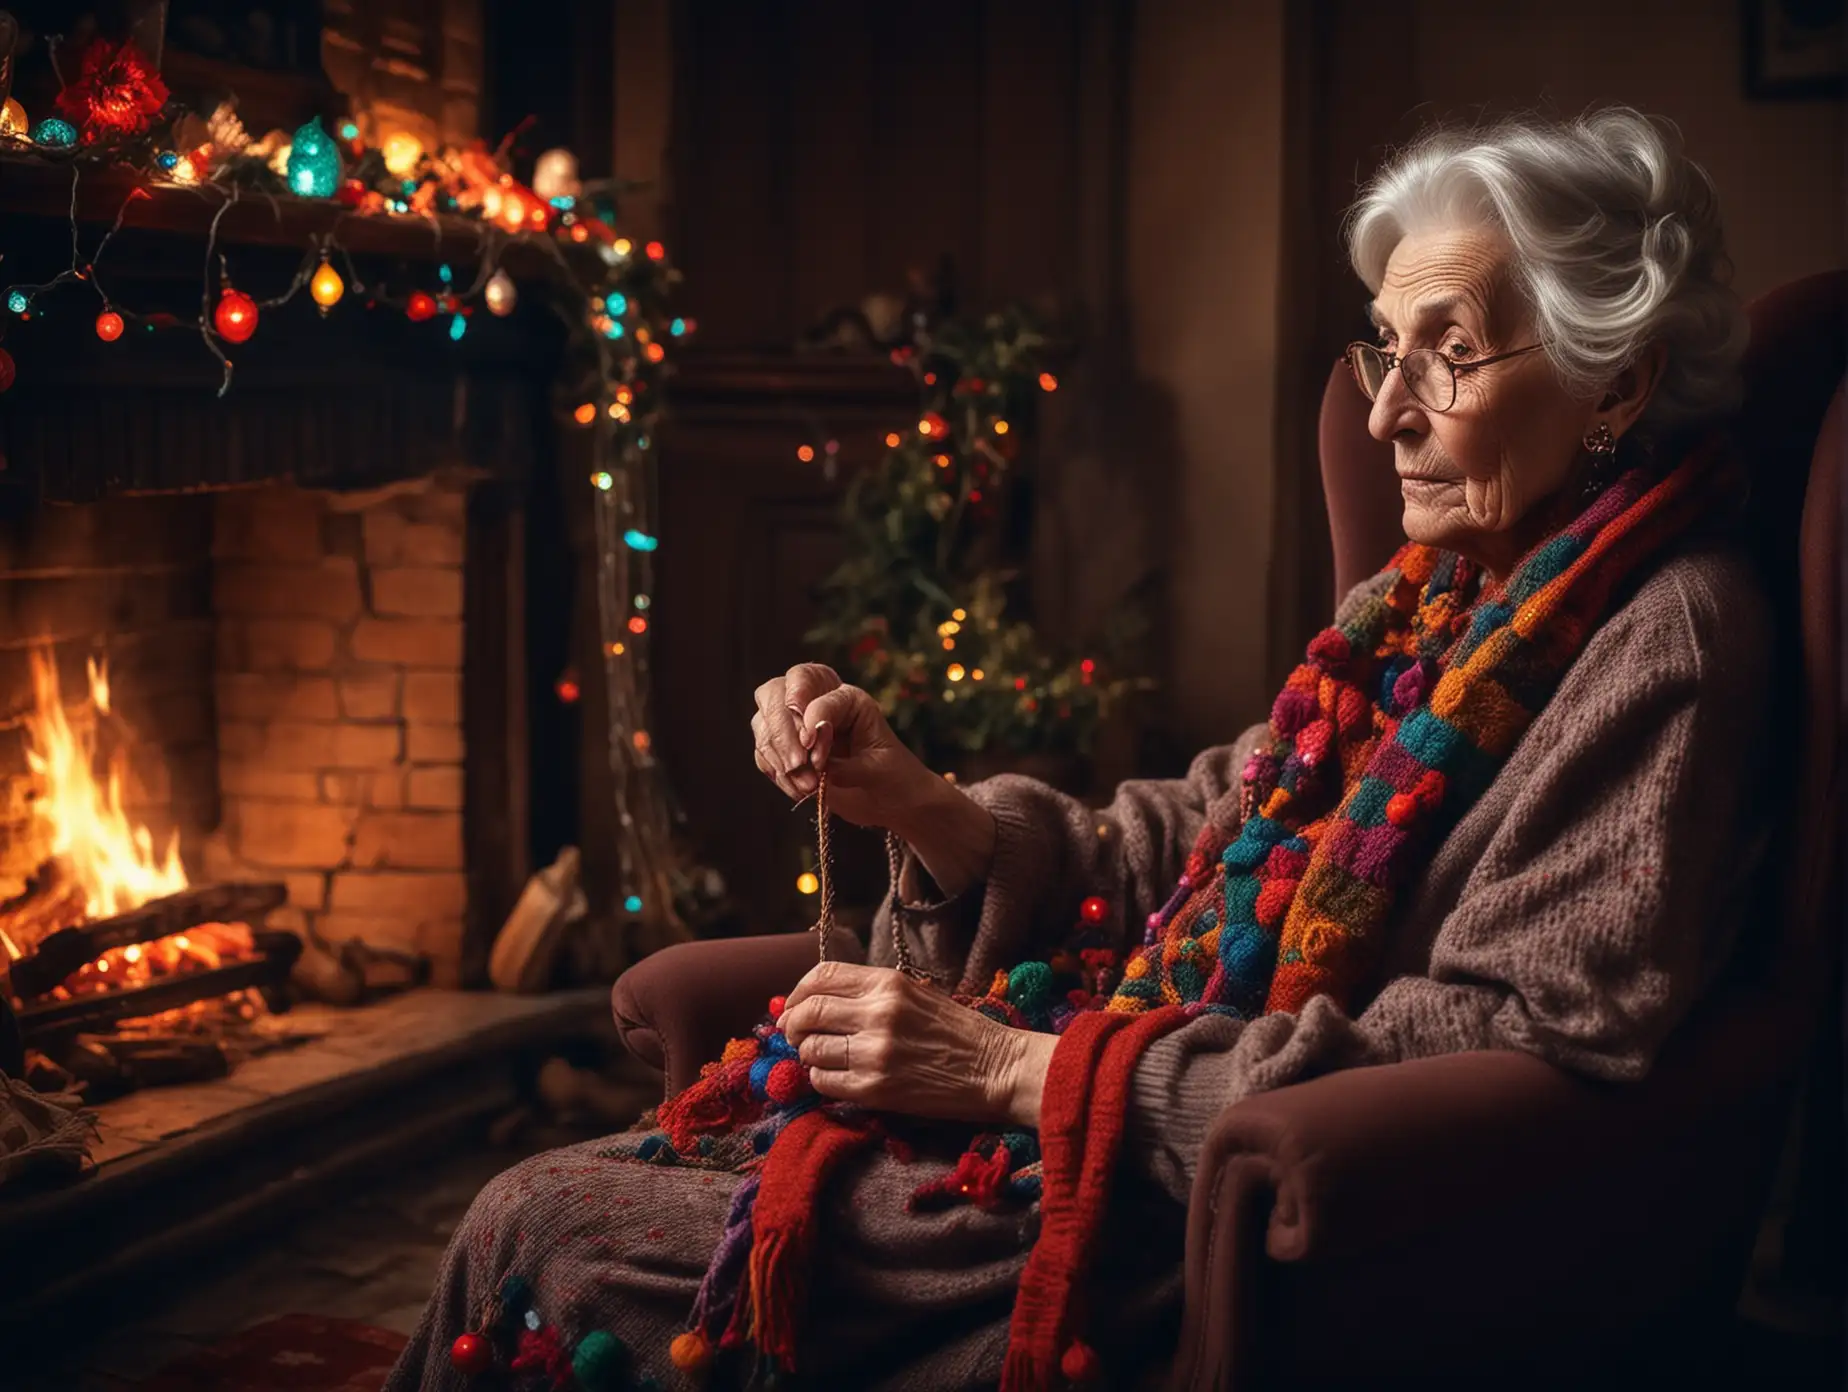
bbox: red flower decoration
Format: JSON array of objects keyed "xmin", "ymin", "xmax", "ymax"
[{"xmin": 53, "ymin": 39, "xmax": 169, "ymax": 145}]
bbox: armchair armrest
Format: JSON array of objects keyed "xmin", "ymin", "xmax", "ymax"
[
  {"xmin": 611, "ymin": 930, "xmax": 864, "ymax": 1097},
  {"xmin": 1170, "ymin": 995, "xmax": 1803, "ymax": 1390}
]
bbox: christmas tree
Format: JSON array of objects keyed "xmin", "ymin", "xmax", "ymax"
[{"xmin": 804, "ymin": 309, "xmax": 1148, "ymax": 770}]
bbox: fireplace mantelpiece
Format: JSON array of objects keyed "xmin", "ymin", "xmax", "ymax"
[{"xmin": 0, "ymin": 159, "xmax": 562, "ymax": 501}]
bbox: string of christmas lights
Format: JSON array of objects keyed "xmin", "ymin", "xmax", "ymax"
[{"xmin": 0, "ymin": 33, "xmax": 705, "ymax": 939}]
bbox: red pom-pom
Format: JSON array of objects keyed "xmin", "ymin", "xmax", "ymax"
[
  {"xmin": 767, "ymin": 994, "xmax": 788, "ymax": 1019},
  {"xmin": 449, "ymin": 1332, "xmax": 494, "ymax": 1374},
  {"xmin": 1079, "ymin": 896, "xmax": 1109, "ymax": 925},
  {"xmin": 1060, "ymin": 1338, "xmax": 1103, "ymax": 1383},
  {"xmin": 1385, "ymin": 793, "xmax": 1419, "ymax": 828},
  {"xmin": 764, "ymin": 1058, "xmax": 807, "ymax": 1103}
]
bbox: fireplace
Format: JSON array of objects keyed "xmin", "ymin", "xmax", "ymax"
[{"xmin": 0, "ymin": 187, "xmax": 564, "ymax": 1091}]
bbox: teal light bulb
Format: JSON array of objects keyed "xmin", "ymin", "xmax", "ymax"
[{"xmin": 286, "ymin": 117, "xmax": 343, "ymax": 198}]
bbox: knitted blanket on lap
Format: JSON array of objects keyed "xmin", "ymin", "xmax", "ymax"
[{"xmin": 616, "ymin": 449, "xmax": 1720, "ymax": 1390}]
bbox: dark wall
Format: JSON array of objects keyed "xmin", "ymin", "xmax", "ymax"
[{"xmin": 667, "ymin": 0, "xmax": 1110, "ymax": 349}]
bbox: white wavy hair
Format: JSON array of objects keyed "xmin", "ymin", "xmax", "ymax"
[{"xmin": 1345, "ymin": 107, "xmax": 1747, "ymax": 443}]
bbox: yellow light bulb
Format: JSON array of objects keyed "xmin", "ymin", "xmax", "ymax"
[
  {"xmin": 993, "ymin": 419, "xmax": 1011, "ymax": 435},
  {"xmin": 797, "ymin": 872, "xmax": 820, "ymax": 896},
  {"xmin": 947, "ymin": 664, "xmax": 966, "ymax": 682},
  {"xmin": 310, "ymin": 260, "xmax": 345, "ymax": 312},
  {"xmin": 0, "ymin": 98, "xmax": 26, "ymax": 138},
  {"xmin": 613, "ymin": 238, "xmax": 633, "ymax": 257},
  {"xmin": 972, "ymin": 668, "xmax": 985, "ymax": 681},
  {"xmin": 952, "ymin": 608, "xmax": 967, "ymax": 621}
]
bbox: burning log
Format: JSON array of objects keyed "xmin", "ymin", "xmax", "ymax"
[
  {"xmin": 4, "ymin": 882, "xmax": 288, "ymax": 1000},
  {"xmin": 14, "ymin": 929, "xmax": 302, "ymax": 1042}
]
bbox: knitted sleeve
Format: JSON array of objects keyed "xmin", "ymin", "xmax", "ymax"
[
  {"xmin": 869, "ymin": 725, "xmax": 1270, "ymax": 994},
  {"xmin": 1120, "ymin": 552, "xmax": 1772, "ymax": 1204}
]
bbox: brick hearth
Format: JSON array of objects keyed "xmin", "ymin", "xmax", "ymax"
[{"xmin": 204, "ymin": 475, "xmax": 473, "ymax": 984}]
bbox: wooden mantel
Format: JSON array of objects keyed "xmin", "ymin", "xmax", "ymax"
[{"xmin": 0, "ymin": 156, "xmax": 565, "ymax": 502}]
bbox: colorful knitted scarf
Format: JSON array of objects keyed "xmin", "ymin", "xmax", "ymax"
[{"xmin": 609, "ymin": 446, "xmax": 1721, "ymax": 1390}]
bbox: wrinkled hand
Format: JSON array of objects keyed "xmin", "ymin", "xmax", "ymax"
[
  {"xmin": 750, "ymin": 663, "xmax": 935, "ymax": 829},
  {"xmin": 779, "ymin": 961, "xmax": 1057, "ymax": 1127}
]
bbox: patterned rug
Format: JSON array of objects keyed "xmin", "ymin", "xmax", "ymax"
[{"xmin": 135, "ymin": 1314, "xmax": 408, "ymax": 1391}]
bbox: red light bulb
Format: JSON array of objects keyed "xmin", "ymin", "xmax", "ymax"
[
  {"xmin": 94, "ymin": 310, "xmax": 125, "ymax": 342},
  {"xmin": 407, "ymin": 291, "xmax": 438, "ymax": 322},
  {"xmin": 213, "ymin": 288, "xmax": 259, "ymax": 344}
]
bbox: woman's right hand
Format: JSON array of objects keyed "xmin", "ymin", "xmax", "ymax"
[{"xmin": 751, "ymin": 664, "xmax": 932, "ymax": 829}]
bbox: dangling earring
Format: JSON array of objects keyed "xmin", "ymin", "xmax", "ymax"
[{"xmin": 1581, "ymin": 422, "xmax": 1618, "ymax": 500}]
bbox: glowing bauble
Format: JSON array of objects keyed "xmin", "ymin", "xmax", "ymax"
[
  {"xmin": 214, "ymin": 288, "xmax": 259, "ymax": 343},
  {"xmin": 449, "ymin": 1333, "xmax": 492, "ymax": 1374},
  {"xmin": 0, "ymin": 347, "xmax": 15, "ymax": 393},
  {"xmin": 380, "ymin": 130, "xmax": 424, "ymax": 178},
  {"xmin": 0, "ymin": 99, "xmax": 27, "ymax": 138},
  {"xmin": 532, "ymin": 147, "xmax": 581, "ymax": 203},
  {"xmin": 310, "ymin": 259, "xmax": 345, "ymax": 313},
  {"xmin": 94, "ymin": 310, "xmax": 125, "ymax": 342},
  {"xmin": 406, "ymin": 291, "xmax": 438, "ymax": 322},
  {"xmin": 285, "ymin": 117, "xmax": 342, "ymax": 197},
  {"xmin": 494, "ymin": 188, "xmax": 528, "ymax": 233},
  {"xmin": 484, "ymin": 270, "xmax": 517, "ymax": 317},
  {"xmin": 31, "ymin": 117, "xmax": 77, "ymax": 149},
  {"xmin": 7, "ymin": 291, "xmax": 27, "ymax": 314}
]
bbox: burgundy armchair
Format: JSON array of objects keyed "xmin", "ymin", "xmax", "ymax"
[{"xmin": 612, "ymin": 272, "xmax": 1844, "ymax": 1389}]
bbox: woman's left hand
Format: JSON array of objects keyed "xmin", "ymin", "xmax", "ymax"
[{"xmin": 779, "ymin": 961, "xmax": 1057, "ymax": 1128}]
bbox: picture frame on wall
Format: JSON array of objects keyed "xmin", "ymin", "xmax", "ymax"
[{"xmin": 1743, "ymin": 0, "xmax": 1846, "ymax": 98}]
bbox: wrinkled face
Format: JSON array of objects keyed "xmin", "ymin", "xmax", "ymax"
[{"xmin": 1368, "ymin": 226, "xmax": 1594, "ymax": 574}]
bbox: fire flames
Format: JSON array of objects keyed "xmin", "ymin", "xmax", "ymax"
[
  {"xmin": 25, "ymin": 650, "xmax": 187, "ymax": 919},
  {"xmin": 0, "ymin": 651, "xmax": 254, "ymax": 1009}
]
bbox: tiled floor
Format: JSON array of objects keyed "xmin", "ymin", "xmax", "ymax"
[{"xmin": 23, "ymin": 1119, "xmax": 624, "ymax": 1391}]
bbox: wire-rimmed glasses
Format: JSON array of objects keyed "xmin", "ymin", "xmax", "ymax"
[{"xmin": 1344, "ymin": 341, "xmax": 1545, "ymax": 412}]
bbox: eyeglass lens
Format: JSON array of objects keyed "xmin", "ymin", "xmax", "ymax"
[{"xmin": 1350, "ymin": 346, "xmax": 1455, "ymax": 412}]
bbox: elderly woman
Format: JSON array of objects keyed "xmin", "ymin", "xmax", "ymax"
[{"xmin": 387, "ymin": 107, "xmax": 1767, "ymax": 1391}]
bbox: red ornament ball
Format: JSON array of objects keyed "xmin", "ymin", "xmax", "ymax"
[
  {"xmin": 94, "ymin": 309, "xmax": 124, "ymax": 342},
  {"xmin": 213, "ymin": 289, "xmax": 259, "ymax": 344},
  {"xmin": 764, "ymin": 1058, "xmax": 807, "ymax": 1103},
  {"xmin": 449, "ymin": 1332, "xmax": 494, "ymax": 1374},
  {"xmin": 767, "ymin": 994, "xmax": 788, "ymax": 1019},
  {"xmin": 407, "ymin": 291, "xmax": 438, "ymax": 322},
  {"xmin": 335, "ymin": 179, "xmax": 366, "ymax": 208},
  {"xmin": 1079, "ymin": 896, "xmax": 1109, "ymax": 925},
  {"xmin": 0, "ymin": 347, "xmax": 14, "ymax": 393}
]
